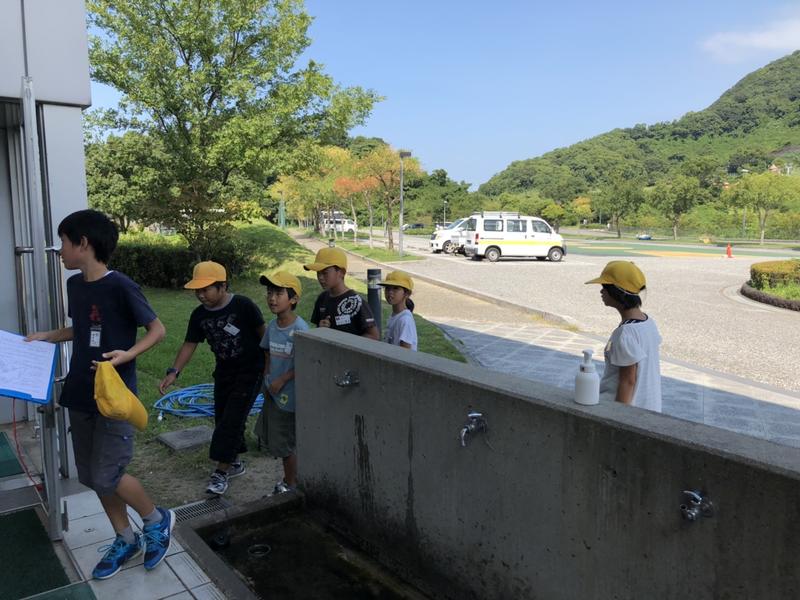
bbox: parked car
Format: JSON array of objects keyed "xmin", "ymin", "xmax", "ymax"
[
  {"xmin": 430, "ymin": 217, "xmax": 469, "ymax": 254},
  {"xmin": 463, "ymin": 211, "xmax": 566, "ymax": 262},
  {"xmin": 402, "ymin": 223, "xmax": 425, "ymax": 231}
]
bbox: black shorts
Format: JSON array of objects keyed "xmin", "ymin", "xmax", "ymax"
[{"xmin": 69, "ymin": 408, "xmax": 134, "ymax": 496}]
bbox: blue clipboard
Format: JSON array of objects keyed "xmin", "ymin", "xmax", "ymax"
[{"xmin": 0, "ymin": 330, "xmax": 58, "ymax": 405}]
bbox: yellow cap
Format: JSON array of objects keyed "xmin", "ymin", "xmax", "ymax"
[
  {"xmin": 377, "ymin": 270, "xmax": 414, "ymax": 292},
  {"xmin": 585, "ymin": 261, "xmax": 646, "ymax": 294},
  {"xmin": 94, "ymin": 362, "xmax": 148, "ymax": 432},
  {"xmin": 184, "ymin": 261, "xmax": 227, "ymax": 289},
  {"xmin": 260, "ymin": 271, "xmax": 302, "ymax": 298},
  {"xmin": 303, "ymin": 247, "xmax": 347, "ymax": 272}
]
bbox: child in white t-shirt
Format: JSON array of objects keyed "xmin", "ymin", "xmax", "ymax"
[
  {"xmin": 585, "ymin": 261, "xmax": 662, "ymax": 412},
  {"xmin": 378, "ymin": 271, "xmax": 417, "ymax": 351}
]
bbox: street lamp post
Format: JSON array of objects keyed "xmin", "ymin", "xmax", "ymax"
[
  {"xmin": 398, "ymin": 150, "xmax": 411, "ymax": 257},
  {"xmin": 443, "ymin": 199, "xmax": 448, "ymax": 226}
]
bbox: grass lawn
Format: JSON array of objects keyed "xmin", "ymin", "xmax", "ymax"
[
  {"xmin": 126, "ymin": 221, "xmax": 463, "ymax": 503},
  {"xmin": 307, "ymin": 230, "xmax": 422, "ymax": 263}
]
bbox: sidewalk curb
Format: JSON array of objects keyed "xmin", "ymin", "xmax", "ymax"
[{"xmin": 295, "ymin": 234, "xmax": 579, "ymax": 329}]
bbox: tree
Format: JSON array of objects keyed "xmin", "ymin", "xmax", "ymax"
[
  {"xmin": 87, "ymin": 0, "xmax": 378, "ymax": 252},
  {"xmin": 724, "ymin": 172, "xmax": 797, "ymax": 244},
  {"xmin": 650, "ymin": 175, "xmax": 709, "ymax": 239},
  {"xmin": 359, "ymin": 146, "xmax": 421, "ymax": 250},
  {"xmin": 594, "ymin": 176, "xmax": 645, "ymax": 238},
  {"xmin": 85, "ymin": 132, "xmax": 174, "ymax": 232}
]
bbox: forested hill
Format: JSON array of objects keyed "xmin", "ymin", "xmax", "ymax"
[{"xmin": 479, "ymin": 50, "xmax": 800, "ymax": 198}]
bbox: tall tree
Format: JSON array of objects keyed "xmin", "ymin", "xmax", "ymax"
[
  {"xmin": 87, "ymin": 0, "xmax": 378, "ymax": 252},
  {"xmin": 359, "ymin": 146, "xmax": 421, "ymax": 250},
  {"xmin": 85, "ymin": 132, "xmax": 174, "ymax": 232},
  {"xmin": 724, "ymin": 172, "xmax": 797, "ymax": 244},
  {"xmin": 594, "ymin": 175, "xmax": 645, "ymax": 238},
  {"xmin": 651, "ymin": 175, "xmax": 709, "ymax": 239}
]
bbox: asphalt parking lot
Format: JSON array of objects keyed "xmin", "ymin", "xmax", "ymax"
[{"xmin": 399, "ymin": 235, "xmax": 800, "ymax": 393}]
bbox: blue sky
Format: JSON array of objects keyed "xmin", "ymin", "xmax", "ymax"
[{"xmin": 91, "ymin": 1, "xmax": 800, "ymax": 188}]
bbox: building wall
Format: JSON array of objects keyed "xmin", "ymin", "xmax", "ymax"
[
  {"xmin": 296, "ymin": 329, "xmax": 800, "ymax": 600},
  {"xmin": 0, "ymin": 0, "xmax": 90, "ymax": 106}
]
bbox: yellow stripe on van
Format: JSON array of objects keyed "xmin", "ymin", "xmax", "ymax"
[{"xmin": 477, "ymin": 240, "xmax": 555, "ymax": 246}]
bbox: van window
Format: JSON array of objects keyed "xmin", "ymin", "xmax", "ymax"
[
  {"xmin": 532, "ymin": 220, "xmax": 551, "ymax": 233},
  {"xmin": 507, "ymin": 219, "xmax": 527, "ymax": 233},
  {"xmin": 484, "ymin": 219, "xmax": 503, "ymax": 232},
  {"xmin": 466, "ymin": 218, "xmax": 477, "ymax": 231}
]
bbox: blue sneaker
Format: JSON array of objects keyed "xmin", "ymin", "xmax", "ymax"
[
  {"xmin": 92, "ymin": 534, "xmax": 142, "ymax": 579},
  {"xmin": 142, "ymin": 507, "xmax": 175, "ymax": 570}
]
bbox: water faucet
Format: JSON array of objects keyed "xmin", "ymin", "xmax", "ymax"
[
  {"xmin": 334, "ymin": 370, "xmax": 359, "ymax": 387},
  {"xmin": 680, "ymin": 489, "xmax": 714, "ymax": 522},
  {"xmin": 460, "ymin": 412, "xmax": 488, "ymax": 447}
]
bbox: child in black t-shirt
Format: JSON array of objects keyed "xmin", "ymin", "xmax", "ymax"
[
  {"xmin": 304, "ymin": 247, "xmax": 379, "ymax": 339},
  {"xmin": 27, "ymin": 209, "xmax": 173, "ymax": 579},
  {"xmin": 159, "ymin": 261, "xmax": 266, "ymax": 495}
]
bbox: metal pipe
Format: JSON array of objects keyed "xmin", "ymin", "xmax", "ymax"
[
  {"xmin": 22, "ymin": 76, "xmax": 62, "ymax": 540},
  {"xmin": 367, "ymin": 268, "xmax": 382, "ymax": 337}
]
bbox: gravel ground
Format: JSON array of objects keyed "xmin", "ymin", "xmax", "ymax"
[{"xmin": 394, "ymin": 238, "xmax": 800, "ymax": 393}]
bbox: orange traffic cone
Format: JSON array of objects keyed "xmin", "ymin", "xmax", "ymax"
[{"xmin": 726, "ymin": 243, "xmax": 733, "ymax": 258}]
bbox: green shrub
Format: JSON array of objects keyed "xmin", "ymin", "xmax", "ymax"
[
  {"xmin": 749, "ymin": 259, "xmax": 800, "ymax": 290},
  {"xmin": 111, "ymin": 234, "xmax": 251, "ymax": 288}
]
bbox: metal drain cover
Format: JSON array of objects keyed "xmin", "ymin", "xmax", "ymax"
[{"xmin": 171, "ymin": 496, "xmax": 232, "ymax": 523}]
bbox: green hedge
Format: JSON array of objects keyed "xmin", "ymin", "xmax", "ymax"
[
  {"xmin": 749, "ymin": 259, "xmax": 800, "ymax": 290},
  {"xmin": 110, "ymin": 236, "xmax": 250, "ymax": 289}
]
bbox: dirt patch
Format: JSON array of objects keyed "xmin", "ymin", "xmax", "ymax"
[{"xmin": 128, "ymin": 415, "xmax": 285, "ymax": 509}]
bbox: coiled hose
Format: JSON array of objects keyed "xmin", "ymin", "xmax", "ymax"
[{"xmin": 154, "ymin": 384, "xmax": 264, "ymax": 418}]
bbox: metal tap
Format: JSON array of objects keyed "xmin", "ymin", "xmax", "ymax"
[
  {"xmin": 460, "ymin": 412, "xmax": 488, "ymax": 447},
  {"xmin": 680, "ymin": 490, "xmax": 714, "ymax": 522},
  {"xmin": 334, "ymin": 370, "xmax": 359, "ymax": 387}
]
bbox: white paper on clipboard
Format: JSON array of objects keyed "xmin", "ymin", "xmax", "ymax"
[{"xmin": 0, "ymin": 330, "xmax": 57, "ymax": 404}]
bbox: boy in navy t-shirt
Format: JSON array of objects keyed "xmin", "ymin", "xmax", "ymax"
[{"xmin": 27, "ymin": 209, "xmax": 174, "ymax": 580}]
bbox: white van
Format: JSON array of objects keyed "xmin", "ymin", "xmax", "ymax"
[
  {"xmin": 323, "ymin": 218, "xmax": 356, "ymax": 234},
  {"xmin": 463, "ymin": 212, "xmax": 566, "ymax": 262},
  {"xmin": 430, "ymin": 217, "xmax": 469, "ymax": 254}
]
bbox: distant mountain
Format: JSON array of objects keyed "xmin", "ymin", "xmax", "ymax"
[{"xmin": 479, "ymin": 51, "xmax": 800, "ymax": 198}]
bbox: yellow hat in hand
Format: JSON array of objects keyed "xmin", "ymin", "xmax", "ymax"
[{"xmin": 94, "ymin": 362, "xmax": 148, "ymax": 431}]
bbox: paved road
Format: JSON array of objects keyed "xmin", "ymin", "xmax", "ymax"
[
  {"xmin": 298, "ymin": 234, "xmax": 800, "ymax": 448},
  {"xmin": 394, "ymin": 235, "xmax": 799, "ymax": 393}
]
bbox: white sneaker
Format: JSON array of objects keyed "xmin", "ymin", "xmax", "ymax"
[
  {"xmin": 206, "ymin": 471, "xmax": 229, "ymax": 495},
  {"xmin": 272, "ymin": 480, "xmax": 295, "ymax": 495}
]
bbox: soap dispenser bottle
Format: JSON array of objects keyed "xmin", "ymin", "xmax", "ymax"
[{"xmin": 574, "ymin": 349, "xmax": 599, "ymax": 405}]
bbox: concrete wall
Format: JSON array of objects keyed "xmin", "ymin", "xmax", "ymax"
[
  {"xmin": 296, "ymin": 329, "xmax": 800, "ymax": 600},
  {"xmin": 0, "ymin": 0, "xmax": 91, "ymax": 106}
]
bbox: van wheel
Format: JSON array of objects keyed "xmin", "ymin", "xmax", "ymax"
[
  {"xmin": 547, "ymin": 247, "xmax": 563, "ymax": 262},
  {"xmin": 485, "ymin": 247, "xmax": 501, "ymax": 262},
  {"xmin": 442, "ymin": 241, "xmax": 454, "ymax": 254}
]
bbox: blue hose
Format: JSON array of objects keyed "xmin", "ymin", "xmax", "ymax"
[{"xmin": 154, "ymin": 384, "xmax": 264, "ymax": 418}]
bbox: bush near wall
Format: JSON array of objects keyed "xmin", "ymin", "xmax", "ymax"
[
  {"xmin": 110, "ymin": 235, "xmax": 250, "ymax": 289},
  {"xmin": 749, "ymin": 259, "xmax": 800, "ymax": 290}
]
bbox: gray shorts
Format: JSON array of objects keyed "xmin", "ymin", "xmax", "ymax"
[
  {"xmin": 69, "ymin": 408, "xmax": 134, "ymax": 496},
  {"xmin": 255, "ymin": 396, "xmax": 295, "ymax": 459}
]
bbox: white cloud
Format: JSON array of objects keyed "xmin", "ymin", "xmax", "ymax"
[{"xmin": 702, "ymin": 17, "xmax": 800, "ymax": 62}]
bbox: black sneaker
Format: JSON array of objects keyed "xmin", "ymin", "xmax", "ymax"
[{"xmin": 227, "ymin": 461, "xmax": 246, "ymax": 479}]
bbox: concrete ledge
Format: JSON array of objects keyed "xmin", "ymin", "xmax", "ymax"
[
  {"xmin": 741, "ymin": 282, "xmax": 800, "ymax": 311},
  {"xmin": 296, "ymin": 328, "xmax": 800, "ymax": 599}
]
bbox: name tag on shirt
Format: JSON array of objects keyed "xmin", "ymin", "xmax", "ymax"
[
  {"xmin": 335, "ymin": 314, "xmax": 351, "ymax": 326},
  {"xmin": 89, "ymin": 325, "xmax": 102, "ymax": 348},
  {"xmin": 223, "ymin": 323, "xmax": 240, "ymax": 336}
]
